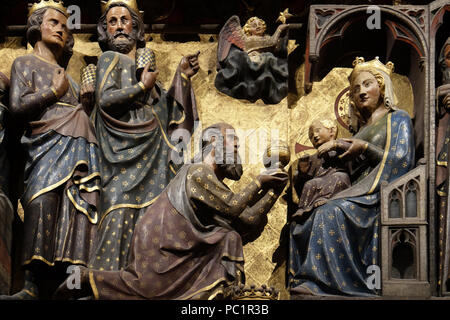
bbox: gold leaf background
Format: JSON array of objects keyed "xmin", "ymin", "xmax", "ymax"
[{"xmin": 0, "ymin": 35, "xmax": 413, "ymax": 300}]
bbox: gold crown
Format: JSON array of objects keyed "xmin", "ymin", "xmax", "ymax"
[
  {"xmin": 352, "ymin": 56, "xmax": 394, "ymax": 76},
  {"xmin": 230, "ymin": 284, "xmax": 280, "ymax": 300},
  {"xmin": 101, "ymin": 0, "xmax": 144, "ymax": 18},
  {"xmin": 28, "ymin": 0, "xmax": 68, "ymax": 17}
]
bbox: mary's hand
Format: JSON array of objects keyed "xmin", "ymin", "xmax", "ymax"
[
  {"xmin": 317, "ymin": 140, "xmax": 337, "ymax": 158},
  {"xmin": 338, "ymin": 138, "xmax": 368, "ymax": 161}
]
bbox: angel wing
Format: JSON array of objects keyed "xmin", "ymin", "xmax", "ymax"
[{"xmin": 217, "ymin": 15, "xmax": 246, "ymax": 63}]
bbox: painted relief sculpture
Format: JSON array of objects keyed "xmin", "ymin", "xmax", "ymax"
[
  {"xmin": 89, "ymin": 0, "xmax": 200, "ymax": 272},
  {"xmin": 5, "ymin": 1, "xmax": 101, "ymax": 299},
  {"xmin": 215, "ymin": 15, "xmax": 289, "ymax": 105},
  {"xmin": 436, "ymin": 37, "xmax": 450, "ymax": 293},
  {"xmin": 289, "ymin": 57, "xmax": 415, "ymax": 296},
  {"xmin": 0, "ymin": 73, "xmax": 14, "ymax": 295},
  {"xmin": 288, "ymin": 118, "xmax": 351, "ymax": 222},
  {"xmin": 57, "ymin": 123, "xmax": 288, "ymax": 300},
  {"xmin": 0, "ymin": 74, "xmax": 11, "ymax": 199}
]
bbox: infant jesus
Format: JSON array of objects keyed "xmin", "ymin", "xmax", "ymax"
[{"xmin": 291, "ymin": 118, "xmax": 352, "ymax": 220}]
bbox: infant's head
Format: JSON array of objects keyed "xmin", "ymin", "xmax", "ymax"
[
  {"xmin": 308, "ymin": 118, "xmax": 338, "ymax": 148},
  {"xmin": 243, "ymin": 17, "xmax": 266, "ymax": 36}
]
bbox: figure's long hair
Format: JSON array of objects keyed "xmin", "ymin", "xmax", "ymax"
[
  {"xmin": 348, "ymin": 68, "xmax": 398, "ymax": 134},
  {"xmin": 97, "ymin": 3, "xmax": 146, "ymax": 52},
  {"xmin": 26, "ymin": 8, "xmax": 74, "ymax": 68}
]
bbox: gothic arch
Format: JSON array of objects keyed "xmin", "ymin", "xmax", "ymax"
[
  {"xmin": 306, "ymin": 5, "xmax": 428, "ymax": 84},
  {"xmin": 303, "ymin": 4, "xmax": 433, "ymax": 297},
  {"xmin": 304, "ymin": 4, "xmax": 429, "ymax": 162}
]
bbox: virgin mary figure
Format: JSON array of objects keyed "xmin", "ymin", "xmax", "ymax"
[{"xmin": 289, "ymin": 57, "xmax": 415, "ymax": 296}]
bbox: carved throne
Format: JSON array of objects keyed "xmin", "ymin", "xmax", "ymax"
[
  {"xmin": 304, "ymin": 4, "xmax": 432, "ymax": 297},
  {"xmin": 380, "ymin": 159, "xmax": 430, "ymax": 297}
]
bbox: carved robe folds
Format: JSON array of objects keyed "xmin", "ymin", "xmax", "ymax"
[
  {"xmin": 91, "ymin": 51, "xmax": 198, "ymax": 271},
  {"xmin": 10, "ymin": 54, "xmax": 101, "ymax": 267},
  {"xmin": 289, "ymin": 110, "xmax": 415, "ymax": 296}
]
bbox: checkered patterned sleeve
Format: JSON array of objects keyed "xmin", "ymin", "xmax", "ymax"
[
  {"xmin": 237, "ymin": 189, "xmax": 280, "ymax": 227},
  {"xmin": 186, "ymin": 164, "xmax": 261, "ymax": 220}
]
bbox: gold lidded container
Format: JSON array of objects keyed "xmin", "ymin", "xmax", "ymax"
[{"xmin": 263, "ymin": 139, "xmax": 291, "ymax": 169}]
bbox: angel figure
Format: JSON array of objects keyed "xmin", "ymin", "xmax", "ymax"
[{"xmin": 215, "ymin": 16, "xmax": 289, "ymax": 105}]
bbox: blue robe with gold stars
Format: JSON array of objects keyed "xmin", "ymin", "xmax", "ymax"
[
  {"xmin": 9, "ymin": 54, "xmax": 101, "ymax": 267},
  {"xmin": 90, "ymin": 51, "xmax": 198, "ymax": 271},
  {"xmin": 289, "ymin": 110, "xmax": 415, "ymax": 296}
]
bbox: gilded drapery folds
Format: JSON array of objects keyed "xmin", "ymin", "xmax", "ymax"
[
  {"xmin": 289, "ymin": 110, "xmax": 415, "ymax": 296},
  {"xmin": 10, "ymin": 54, "xmax": 101, "ymax": 267},
  {"xmin": 90, "ymin": 49, "xmax": 198, "ymax": 271},
  {"xmin": 87, "ymin": 164, "xmax": 246, "ymax": 300},
  {"xmin": 0, "ymin": 72, "xmax": 13, "ymax": 295},
  {"xmin": 0, "ymin": 32, "xmax": 418, "ymax": 298}
]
